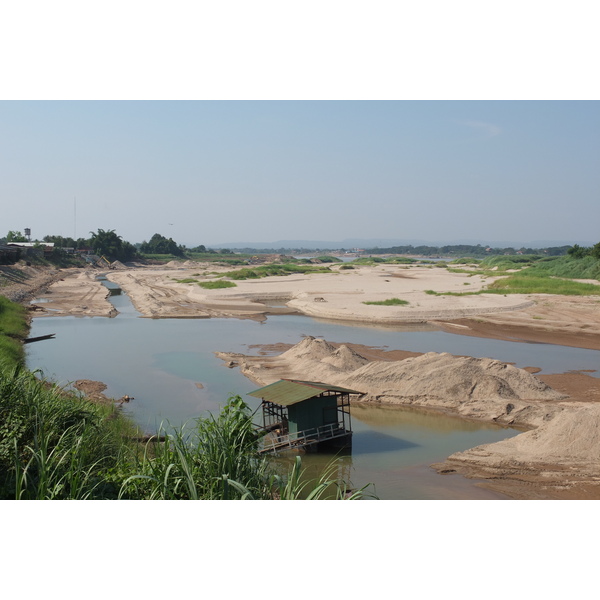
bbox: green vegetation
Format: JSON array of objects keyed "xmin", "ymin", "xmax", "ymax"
[
  {"xmin": 314, "ymin": 256, "xmax": 342, "ymax": 263},
  {"xmin": 198, "ymin": 280, "xmax": 237, "ymax": 289},
  {"xmin": 139, "ymin": 253, "xmax": 185, "ymax": 262},
  {"xmin": 0, "ymin": 297, "xmax": 28, "ymax": 368},
  {"xmin": 478, "ymin": 252, "xmax": 600, "ymax": 295},
  {"xmin": 423, "ymin": 248, "xmax": 600, "ymax": 298},
  {"xmin": 0, "ymin": 297, "xmax": 373, "ymax": 499},
  {"xmin": 446, "ymin": 267, "xmax": 485, "ymax": 275},
  {"xmin": 568, "ymin": 243, "xmax": 600, "ymax": 260},
  {"xmin": 366, "ymin": 243, "xmax": 572, "ymax": 258},
  {"xmin": 0, "ymin": 364, "xmax": 137, "ymax": 499},
  {"xmin": 174, "ymin": 278, "xmax": 200, "ymax": 284},
  {"xmin": 221, "ymin": 264, "xmax": 333, "ymax": 281},
  {"xmin": 117, "ymin": 396, "xmax": 272, "ymax": 500},
  {"xmin": 0, "ymin": 371, "xmax": 374, "ymax": 500},
  {"xmin": 89, "ymin": 229, "xmax": 138, "ymax": 262},
  {"xmin": 351, "ymin": 257, "xmax": 418, "ymax": 265},
  {"xmin": 139, "ymin": 233, "xmax": 185, "ymax": 257},
  {"xmin": 5, "ymin": 231, "xmax": 28, "ymax": 242},
  {"xmin": 487, "ymin": 273, "xmax": 600, "ymax": 296},
  {"xmin": 363, "ymin": 298, "xmax": 410, "ymax": 306}
]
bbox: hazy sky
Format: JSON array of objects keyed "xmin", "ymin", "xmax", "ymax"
[{"xmin": 1, "ymin": 101, "xmax": 598, "ymax": 247}]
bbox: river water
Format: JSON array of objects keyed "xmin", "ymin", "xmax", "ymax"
[{"xmin": 25, "ymin": 280, "xmax": 600, "ymax": 499}]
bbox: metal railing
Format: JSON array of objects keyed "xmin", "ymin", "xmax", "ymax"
[{"xmin": 258, "ymin": 422, "xmax": 350, "ymax": 453}]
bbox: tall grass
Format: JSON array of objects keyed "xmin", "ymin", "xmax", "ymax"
[
  {"xmin": 0, "ymin": 296, "xmax": 28, "ymax": 340},
  {"xmin": 118, "ymin": 396, "xmax": 272, "ymax": 500},
  {"xmin": 0, "ymin": 365, "xmax": 131, "ymax": 499},
  {"xmin": 0, "ymin": 369, "xmax": 375, "ymax": 500},
  {"xmin": 487, "ymin": 273, "xmax": 600, "ymax": 295},
  {"xmin": 269, "ymin": 456, "xmax": 377, "ymax": 500}
]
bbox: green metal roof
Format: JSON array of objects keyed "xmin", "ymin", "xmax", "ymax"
[{"xmin": 247, "ymin": 379, "xmax": 363, "ymax": 407}]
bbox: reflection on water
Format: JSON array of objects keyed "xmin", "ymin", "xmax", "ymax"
[
  {"xmin": 351, "ymin": 430, "xmax": 419, "ymax": 454},
  {"xmin": 24, "ymin": 279, "xmax": 600, "ymax": 499},
  {"xmin": 351, "ymin": 402, "xmax": 513, "ymax": 432}
]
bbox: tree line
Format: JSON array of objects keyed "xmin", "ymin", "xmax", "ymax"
[
  {"xmin": 365, "ymin": 244, "xmax": 574, "ymax": 257},
  {"xmin": 3, "ymin": 228, "xmax": 599, "ymax": 264}
]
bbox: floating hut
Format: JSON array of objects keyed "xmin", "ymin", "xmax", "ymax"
[{"xmin": 248, "ymin": 379, "xmax": 362, "ymax": 454}]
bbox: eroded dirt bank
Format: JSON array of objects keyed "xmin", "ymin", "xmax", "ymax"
[{"xmin": 216, "ymin": 337, "xmax": 600, "ymax": 499}]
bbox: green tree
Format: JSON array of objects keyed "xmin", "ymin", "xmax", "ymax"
[
  {"xmin": 139, "ymin": 233, "xmax": 185, "ymax": 257},
  {"xmin": 43, "ymin": 235, "xmax": 77, "ymax": 248},
  {"xmin": 567, "ymin": 244, "xmax": 589, "ymax": 259},
  {"xmin": 6, "ymin": 231, "xmax": 27, "ymax": 242},
  {"xmin": 89, "ymin": 229, "xmax": 137, "ymax": 262}
]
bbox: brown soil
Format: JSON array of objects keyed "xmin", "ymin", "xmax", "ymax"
[
  {"xmin": 73, "ymin": 379, "xmax": 111, "ymax": 404},
  {"xmin": 0, "ymin": 263, "xmax": 69, "ymax": 308},
  {"xmin": 436, "ymin": 294, "xmax": 600, "ymax": 350}
]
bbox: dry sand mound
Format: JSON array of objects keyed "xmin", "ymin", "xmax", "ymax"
[
  {"xmin": 322, "ymin": 344, "xmax": 370, "ymax": 371},
  {"xmin": 279, "ymin": 336, "xmax": 339, "ymax": 361},
  {"xmin": 218, "ymin": 336, "xmax": 566, "ymax": 427},
  {"xmin": 218, "ymin": 336, "xmax": 600, "ymax": 497},
  {"xmin": 437, "ymin": 403, "xmax": 600, "ymax": 498},
  {"xmin": 344, "ymin": 352, "xmax": 565, "ymax": 402},
  {"xmin": 340, "ymin": 352, "xmax": 567, "ymax": 426}
]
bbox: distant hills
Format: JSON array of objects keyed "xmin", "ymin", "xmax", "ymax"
[{"xmin": 209, "ymin": 238, "xmax": 595, "ymax": 251}]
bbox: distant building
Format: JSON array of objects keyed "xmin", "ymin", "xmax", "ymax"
[{"xmin": 7, "ymin": 242, "xmax": 54, "ymax": 256}]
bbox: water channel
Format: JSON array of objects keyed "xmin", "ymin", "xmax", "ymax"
[{"xmin": 25, "ymin": 278, "xmax": 600, "ymax": 499}]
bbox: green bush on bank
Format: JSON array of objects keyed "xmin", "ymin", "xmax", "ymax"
[
  {"xmin": 221, "ymin": 264, "xmax": 332, "ymax": 280},
  {"xmin": 198, "ymin": 280, "xmax": 237, "ymax": 289},
  {"xmin": 0, "ymin": 297, "xmax": 28, "ymax": 369},
  {"xmin": 363, "ymin": 298, "xmax": 409, "ymax": 306}
]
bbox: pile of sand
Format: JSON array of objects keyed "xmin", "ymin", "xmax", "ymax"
[
  {"xmin": 218, "ymin": 336, "xmax": 600, "ymax": 497},
  {"xmin": 279, "ymin": 337, "xmax": 339, "ymax": 362},
  {"xmin": 436, "ymin": 403, "xmax": 600, "ymax": 498},
  {"xmin": 341, "ymin": 352, "xmax": 566, "ymax": 425},
  {"xmin": 322, "ymin": 345, "xmax": 371, "ymax": 372},
  {"xmin": 218, "ymin": 336, "xmax": 567, "ymax": 427}
]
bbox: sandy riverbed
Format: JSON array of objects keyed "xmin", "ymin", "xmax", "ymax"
[
  {"xmin": 9, "ymin": 260, "xmax": 600, "ymax": 499},
  {"xmin": 29, "ymin": 261, "xmax": 600, "ymax": 350}
]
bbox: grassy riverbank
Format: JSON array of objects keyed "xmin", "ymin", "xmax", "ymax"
[
  {"xmin": 421, "ymin": 254, "xmax": 600, "ymax": 297},
  {"xmin": 0, "ymin": 296, "xmax": 372, "ymax": 500},
  {"xmin": 0, "ymin": 297, "xmax": 28, "ymax": 368}
]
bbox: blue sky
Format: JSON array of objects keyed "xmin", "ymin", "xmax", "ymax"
[{"xmin": 1, "ymin": 100, "xmax": 598, "ymax": 248}]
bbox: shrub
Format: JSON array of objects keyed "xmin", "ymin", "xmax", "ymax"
[
  {"xmin": 198, "ymin": 280, "xmax": 237, "ymax": 289},
  {"xmin": 363, "ymin": 298, "xmax": 409, "ymax": 306}
]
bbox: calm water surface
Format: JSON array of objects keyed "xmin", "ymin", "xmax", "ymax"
[{"xmin": 25, "ymin": 281, "xmax": 600, "ymax": 499}]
